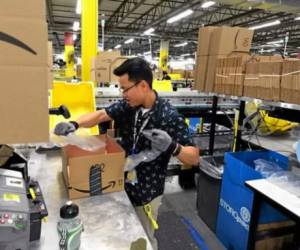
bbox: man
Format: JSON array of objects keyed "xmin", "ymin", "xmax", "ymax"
[
  {"xmin": 54, "ymin": 57, "xmax": 199, "ymax": 250},
  {"xmin": 161, "ymin": 70, "xmax": 171, "ymax": 80}
]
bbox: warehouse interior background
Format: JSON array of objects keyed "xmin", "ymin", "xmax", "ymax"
[{"xmin": 1, "ymin": 0, "xmax": 300, "ymax": 250}]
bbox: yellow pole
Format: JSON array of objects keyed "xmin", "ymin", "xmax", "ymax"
[
  {"xmin": 64, "ymin": 32, "xmax": 76, "ymax": 78},
  {"xmin": 159, "ymin": 40, "xmax": 169, "ymax": 72},
  {"xmin": 81, "ymin": 0, "xmax": 98, "ymax": 81}
]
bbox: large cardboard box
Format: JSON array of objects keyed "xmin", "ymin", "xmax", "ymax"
[
  {"xmin": 0, "ymin": 17, "xmax": 48, "ymax": 67},
  {"xmin": 91, "ymin": 65, "xmax": 110, "ymax": 83},
  {"xmin": 92, "ymin": 50, "xmax": 121, "ymax": 69},
  {"xmin": 110, "ymin": 57, "xmax": 127, "ymax": 84},
  {"xmin": 47, "ymin": 41, "xmax": 53, "ymax": 89},
  {"xmin": 197, "ymin": 26, "xmax": 218, "ymax": 56},
  {"xmin": 62, "ymin": 135, "xmax": 125, "ymax": 200},
  {"xmin": 194, "ymin": 56, "xmax": 208, "ymax": 91},
  {"xmin": 209, "ymin": 26, "xmax": 253, "ymax": 56},
  {"xmin": 0, "ymin": 0, "xmax": 46, "ymax": 20},
  {"xmin": 0, "ymin": 66, "xmax": 49, "ymax": 144}
]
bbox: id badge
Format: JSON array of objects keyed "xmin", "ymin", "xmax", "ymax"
[{"xmin": 129, "ymin": 147, "xmax": 137, "ymax": 155}]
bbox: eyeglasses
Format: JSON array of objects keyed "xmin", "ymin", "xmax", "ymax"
[{"xmin": 119, "ymin": 81, "xmax": 141, "ymax": 94}]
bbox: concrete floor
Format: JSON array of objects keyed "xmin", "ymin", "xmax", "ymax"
[{"xmin": 157, "ymin": 175, "xmax": 225, "ymax": 250}]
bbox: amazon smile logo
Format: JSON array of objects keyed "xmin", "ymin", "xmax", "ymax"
[{"xmin": 0, "ymin": 31, "xmax": 37, "ymax": 55}]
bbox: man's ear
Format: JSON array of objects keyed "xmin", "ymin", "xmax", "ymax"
[{"xmin": 140, "ymin": 80, "xmax": 149, "ymax": 89}]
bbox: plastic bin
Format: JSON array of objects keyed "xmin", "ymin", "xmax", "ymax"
[
  {"xmin": 216, "ymin": 150, "xmax": 289, "ymax": 250},
  {"xmin": 197, "ymin": 155, "xmax": 223, "ymax": 232},
  {"xmin": 50, "ymin": 81, "xmax": 99, "ymax": 135}
]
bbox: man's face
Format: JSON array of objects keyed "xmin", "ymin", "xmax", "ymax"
[{"xmin": 119, "ymin": 74, "xmax": 144, "ymax": 107}]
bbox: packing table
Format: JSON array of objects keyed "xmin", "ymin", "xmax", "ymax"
[
  {"xmin": 245, "ymin": 179, "xmax": 300, "ymax": 250},
  {"xmin": 26, "ymin": 150, "xmax": 152, "ymax": 250}
]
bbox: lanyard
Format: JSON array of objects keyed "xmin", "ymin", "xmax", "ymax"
[{"xmin": 132, "ymin": 109, "xmax": 151, "ymax": 153}]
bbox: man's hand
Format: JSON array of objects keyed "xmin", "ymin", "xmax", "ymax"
[
  {"xmin": 142, "ymin": 129, "xmax": 176, "ymax": 153},
  {"xmin": 54, "ymin": 121, "xmax": 78, "ymax": 136}
]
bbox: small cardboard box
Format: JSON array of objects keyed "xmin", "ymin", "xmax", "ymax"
[
  {"xmin": 0, "ymin": 16, "xmax": 47, "ymax": 67},
  {"xmin": 0, "ymin": 0, "xmax": 46, "ymax": 20},
  {"xmin": 0, "ymin": 65, "xmax": 49, "ymax": 144},
  {"xmin": 62, "ymin": 135, "xmax": 125, "ymax": 200},
  {"xmin": 197, "ymin": 26, "xmax": 218, "ymax": 56},
  {"xmin": 209, "ymin": 26, "xmax": 253, "ymax": 56}
]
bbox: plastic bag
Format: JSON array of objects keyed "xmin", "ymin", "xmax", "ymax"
[
  {"xmin": 254, "ymin": 158, "xmax": 300, "ymax": 197},
  {"xmin": 124, "ymin": 148, "xmax": 162, "ymax": 185},
  {"xmin": 124, "ymin": 149, "xmax": 161, "ymax": 172},
  {"xmin": 50, "ymin": 134, "xmax": 105, "ymax": 151},
  {"xmin": 254, "ymin": 159, "xmax": 284, "ymax": 178}
]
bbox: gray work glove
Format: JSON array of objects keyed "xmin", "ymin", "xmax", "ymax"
[
  {"xmin": 54, "ymin": 121, "xmax": 78, "ymax": 136},
  {"xmin": 142, "ymin": 129, "xmax": 177, "ymax": 153}
]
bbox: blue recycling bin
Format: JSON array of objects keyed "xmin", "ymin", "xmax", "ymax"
[{"xmin": 216, "ymin": 150, "xmax": 289, "ymax": 250}]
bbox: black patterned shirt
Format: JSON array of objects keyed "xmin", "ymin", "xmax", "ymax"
[{"xmin": 105, "ymin": 92, "xmax": 194, "ymax": 206}]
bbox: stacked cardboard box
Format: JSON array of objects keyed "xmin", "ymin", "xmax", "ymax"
[
  {"xmin": 91, "ymin": 51, "xmax": 127, "ymax": 84},
  {"xmin": 194, "ymin": 26, "xmax": 217, "ymax": 91},
  {"xmin": 194, "ymin": 26, "xmax": 254, "ymax": 93},
  {"xmin": 0, "ymin": 0, "xmax": 49, "ymax": 144},
  {"xmin": 215, "ymin": 54, "xmax": 250, "ymax": 96},
  {"xmin": 281, "ymin": 59, "xmax": 300, "ymax": 105},
  {"xmin": 244, "ymin": 56, "xmax": 283, "ymax": 101}
]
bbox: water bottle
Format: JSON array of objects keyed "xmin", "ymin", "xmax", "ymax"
[{"xmin": 57, "ymin": 201, "xmax": 84, "ymax": 250}]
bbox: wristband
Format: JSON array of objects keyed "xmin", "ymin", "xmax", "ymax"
[
  {"xmin": 172, "ymin": 143, "xmax": 182, "ymax": 157},
  {"xmin": 70, "ymin": 121, "xmax": 79, "ymax": 130}
]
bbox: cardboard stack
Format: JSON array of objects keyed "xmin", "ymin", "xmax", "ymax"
[
  {"xmin": 194, "ymin": 26, "xmax": 254, "ymax": 94},
  {"xmin": 215, "ymin": 54, "xmax": 250, "ymax": 96},
  {"xmin": 62, "ymin": 135, "xmax": 125, "ymax": 200},
  {"xmin": 281, "ymin": 59, "xmax": 300, "ymax": 105},
  {"xmin": 0, "ymin": 0, "xmax": 49, "ymax": 144},
  {"xmin": 244, "ymin": 56, "xmax": 283, "ymax": 101},
  {"xmin": 91, "ymin": 50, "xmax": 127, "ymax": 84},
  {"xmin": 194, "ymin": 26, "xmax": 217, "ymax": 91}
]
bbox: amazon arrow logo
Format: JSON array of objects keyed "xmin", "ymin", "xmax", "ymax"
[
  {"xmin": 0, "ymin": 31, "xmax": 37, "ymax": 55},
  {"xmin": 70, "ymin": 181, "xmax": 117, "ymax": 194}
]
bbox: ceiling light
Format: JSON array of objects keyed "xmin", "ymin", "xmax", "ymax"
[
  {"xmin": 72, "ymin": 21, "xmax": 80, "ymax": 31},
  {"xmin": 167, "ymin": 9, "xmax": 193, "ymax": 24},
  {"xmin": 76, "ymin": 0, "xmax": 81, "ymax": 14},
  {"xmin": 174, "ymin": 42, "xmax": 188, "ymax": 47},
  {"xmin": 201, "ymin": 1, "xmax": 216, "ymax": 9},
  {"xmin": 114, "ymin": 44, "xmax": 121, "ymax": 49},
  {"xmin": 73, "ymin": 34, "xmax": 77, "ymax": 41},
  {"xmin": 143, "ymin": 28, "xmax": 155, "ymax": 35},
  {"xmin": 124, "ymin": 38, "xmax": 134, "ymax": 44},
  {"xmin": 249, "ymin": 20, "xmax": 280, "ymax": 30},
  {"xmin": 295, "ymin": 17, "xmax": 300, "ymax": 21}
]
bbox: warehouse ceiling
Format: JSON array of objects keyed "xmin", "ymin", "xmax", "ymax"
[{"xmin": 47, "ymin": 0, "xmax": 300, "ymax": 58}]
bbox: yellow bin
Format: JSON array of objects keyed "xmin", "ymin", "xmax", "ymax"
[
  {"xmin": 50, "ymin": 81, "xmax": 99, "ymax": 135},
  {"xmin": 153, "ymin": 80, "xmax": 173, "ymax": 92}
]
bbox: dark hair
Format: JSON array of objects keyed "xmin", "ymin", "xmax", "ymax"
[{"xmin": 113, "ymin": 57, "xmax": 153, "ymax": 88}]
